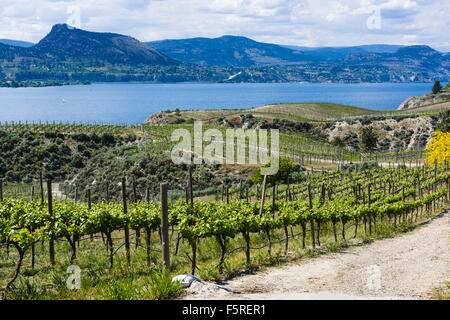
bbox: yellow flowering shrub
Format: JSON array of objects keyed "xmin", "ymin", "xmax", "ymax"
[{"xmin": 426, "ymin": 131, "xmax": 450, "ymax": 165}]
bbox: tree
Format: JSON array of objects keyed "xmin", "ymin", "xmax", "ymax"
[
  {"xmin": 251, "ymin": 158, "xmax": 297, "ymax": 186},
  {"xmin": 361, "ymin": 127, "xmax": 378, "ymax": 151},
  {"xmin": 432, "ymin": 80, "xmax": 442, "ymax": 94},
  {"xmin": 343, "ymin": 132, "xmax": 360, "ymax": 151},
  {"xmin": 426, "ymin": 131, "xmax": 450, "ymax": 165},
  {"xmin": 252, "ymin": 158, "xmax": 300, "ymax": 216},
  {"xmin": 436, "ymin": 109, "xmax": 450, "ymax": 133},
  {"xmin": 331, "ymin": 136, "xmax": 345, "ymax": 147}
]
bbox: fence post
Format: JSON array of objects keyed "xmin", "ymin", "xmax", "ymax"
[
  {"xmin": 39, "ymin": 171, "xmax": 44, "ymax": 204},
  {"xmin": 161, "ymin": 183, "xmax": 170, "ymax": 270},
  {"xmin": 122, "ymin": 177, "xmax": 131, "ymax": 264},
  {"xmin": 272, "ymin": 184, "xmax": 276, "ymax": 213},
  {"xmin": 106, "ymin": 181, "xmax": 110, "ymax": 202},
  {"xmin": 259, "ymin": 175, "xmax": 267, "ymax": 216},
  {"xmin": 447, "ymin": 177, "xmax": 449, "ymax": 201},
  {"xmin": 132, "ymin": 180, "xmax": 137, "ymax": 203},
  {"xmin": 47, "ymin": 180, "xmax": 55, "ymax": 266},
  {"xmin": 189, "ymin": 166, "xmax": 194, "ymax": 213},
  {"xmin": 321, "ymin": 183, "xmax": 326, "ymax": 201},
  {"xmin": 87, "ymin": 188, "xmax": 91, "ymax": 210},
  {"xmin": 308, "ymin": 183, "xmax": 315, "ymax": 249},
  {"xmin": 0, "ymin": 180, "xmax": 3, "ymax": 202},
  {"xmin": 88, "ymin": 188, "xmax": 93, "ymax": 241}
]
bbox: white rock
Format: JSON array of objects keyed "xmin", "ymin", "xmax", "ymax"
[{"xmin": 172, "ymin": 274, "xmax": 203, "ymax": 288}]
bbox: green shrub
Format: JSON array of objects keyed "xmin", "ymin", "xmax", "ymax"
[
  {"xmin": 6, "ymin": 277, "xmax": 46, "ymax": 300},
  {"xmin": 143, "ymin": 271, "xmax": 184, "ymax": 300},
  {"xmin": 105, "ymin": 278, "xmax": 139, "ymax": 300}
]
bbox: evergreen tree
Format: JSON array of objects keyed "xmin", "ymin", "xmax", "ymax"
[
  {"xmin": 361, "ymin": 126, "xmax": 378, "ymax": 151},
  {"xmin": 432, "ymin": 80, "xmax": 442, "ymax": 94}
]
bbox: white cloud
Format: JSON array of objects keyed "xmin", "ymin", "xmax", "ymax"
[
  {"xmin": 380, "ymin": 0, "xmax": 418, "ymax": 10},
  {"xmin": 0, "ymin": 0, "xmax": 447, "ymax": 51}
]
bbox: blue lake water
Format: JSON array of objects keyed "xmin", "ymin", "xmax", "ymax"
[{"xmin": 0, "ymin": 82, "xmax": 436, "ymax": 124}]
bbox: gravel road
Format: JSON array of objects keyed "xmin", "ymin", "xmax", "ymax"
[{"xmin": 182, "ymin": 211, "xmax": 449, "ymax": 300}]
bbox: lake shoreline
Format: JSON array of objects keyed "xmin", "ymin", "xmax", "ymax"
[
  {"xmin": 0, "ymin": 80, "xmax": 91, "ymax": 88},
  {"xmin": 0, "ymin": 80, "xmax": 439, "ymax": 89}
]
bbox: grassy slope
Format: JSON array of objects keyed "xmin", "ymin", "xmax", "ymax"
[
  {"xmin": 146, "ymin": 102, "xmax": 378, "ymax": 124},
  {"xmin": 395, "ymin": 101, "xmax": 450, "ymax": 113},
  {"xmin": 250, "ymin": 102, "xmax": 378, "ymax": 121}
]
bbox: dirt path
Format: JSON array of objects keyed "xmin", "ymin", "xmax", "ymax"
[{"xmin": 182, "ymin": 212, "xmax": 449, "ymax": 300}]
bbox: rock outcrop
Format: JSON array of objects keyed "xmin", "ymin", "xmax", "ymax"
[{"xmin": 398, "ymin": 91, "xmax": 450, "ymax": 110}]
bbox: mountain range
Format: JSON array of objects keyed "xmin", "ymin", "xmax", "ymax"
[
  {"xmin": 147, "ymin": 38, "xmax": 413, "ymax": 67},
  {"xmin": 147, "ymin": 36, "xmax": 309, "ymax": 67},
  {"xmin": 0, "ymin": 24, "xmax": 449, "ymax": 84},
  {"xmin": 0, "ymin": 39, "xmax": 34, "ymax": 48}
]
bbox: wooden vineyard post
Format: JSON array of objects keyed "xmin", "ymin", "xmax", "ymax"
[
  {"xmin": 316, "ymin": 183, "xmax": 326, "ymax": 246},
  {"xmin": 189, "ymin": 166, "xmax": 194, "ymax": 214},
  {"xmin": 402, "ymin": 185, "xmax": 406, "ymax": 222},
  {"xmin": 434, "ymin": 159, "xmax": 437, "ymax": 192},
  {"xmin": 186, "ymin": 182, "xmax": 190, "ymax": 204},
  {"xmin": 30, "ymin": 185, "xmax": 35, "ymax": 202},
  {"xmin": 132, "ymin": 180, "xmax": 140, "ymax": 248},
  {"xmin": 30, "ymin": 185, "xmax": 35, "ymax": 268},
  {"xmin": 308, "ymin": 183, "xmax": 315, "ymax": 249},
  {"xmin": 259, "ymin": 175, "xmax": 267, "ymax": 216},
  {"xmin": 174, "ymin": 183, "xmax": 182, "ymax": 256},
  {"xmin": 321, "ymin": 183, "xmax": 325, "ymax": 201},
  {"xmin": 47, "ymin": 180, "xmax": 55, "ymax": 266},
  {"xmin": 446, "ymin": 177, "xmax": 450, "ymax": 201},
  {"xmin": 39, "ymin": 171, "xmax": 44, "ymax": 204},
  {"xmin": 413, "ymin": 179, "xmax": 417, "ymax": 201},
  {"xmin": 418, "ymin": 178, "xmax": 422, "ymax": 199},
  {"xmin": 87, "ymin": 189, "xmax": 93, "ymax": 241},
  {"xmin": 132, "ymin": 180, "xmax": 137, "ymax": 203},
  {"xmin": 160, "ymin": 183, "xmax": 170, "ymax": 270},
  {"xmin": 122, "ymin": 177, "xmax": 131, "ymax": 264},
  {"xmin": 0, "ymin": 180, "xmax": 3, "ymax": 202},
  {"xmin": 239, "ymin": 180, "xmax": 243, "ymax": 200},
  {"xmin": 106, "ymin": 181, "xmax": 110, "ymax": 202},
  {"xmin": 272, "ymin": 183, "xmax": 276, "ymax": 214},
  {"xmin": 368, "ymin": 185, "xmax": 375, "ymax": 231}
]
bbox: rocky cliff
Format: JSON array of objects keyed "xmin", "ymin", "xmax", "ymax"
[{"xmin": 398, "ymin": 87, "xmax": 450, "ymax": 110}]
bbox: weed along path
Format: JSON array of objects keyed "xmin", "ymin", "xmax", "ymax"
[{"xmin": 181, "ymin": 211, "xmax": 449, "ymax": 300}]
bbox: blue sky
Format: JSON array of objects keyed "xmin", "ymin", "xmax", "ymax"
[{"xmin": 0, "ymin": 0, "xmax": 448, "ymax": 51}]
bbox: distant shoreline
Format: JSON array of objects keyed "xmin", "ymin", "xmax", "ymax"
[
  {"xmin": 0, "ymin": 80, "xmax": 91, "ymax": 88},
  {"xmin": 0, "ymin": 80, "xmax": 441, "ymax": 89}
]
